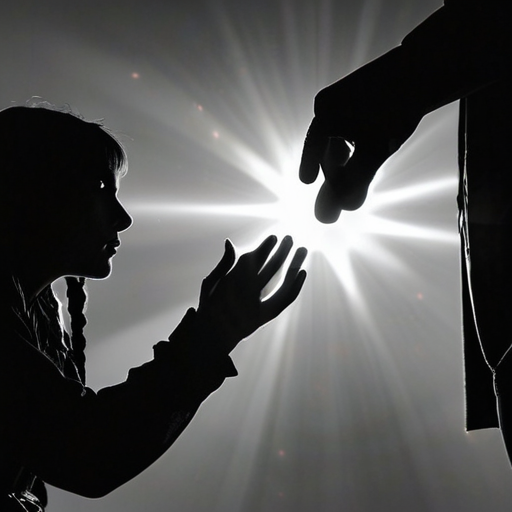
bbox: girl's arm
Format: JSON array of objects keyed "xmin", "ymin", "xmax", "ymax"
[{"xmin": 1, "ymin": 236, "xmax": 306, "ymax": 498}]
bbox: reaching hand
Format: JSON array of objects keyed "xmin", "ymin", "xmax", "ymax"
[
  {"xmin": 299, "ymin": 48, "xmax": 423, "ymax": 223},
  {"xmin": 299, "ymin": 117, "xmax": 395, "ymax": 223},
  {"xmin": 197, "ymin": 235, "xmax": 307, "ymax": 354}
]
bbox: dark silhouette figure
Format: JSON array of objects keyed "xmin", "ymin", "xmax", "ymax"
[
  {"xmin": 0, "ymin": 104, "xmax": 307, "ymax": 511},
  {"xmin": 300, "ymin": 0, "xmax": 512, "ymax": 459}
]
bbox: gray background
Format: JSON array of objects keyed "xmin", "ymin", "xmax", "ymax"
[{"xmin": 3, "ymin": 0, "xmax": 511, "ymax": 510}]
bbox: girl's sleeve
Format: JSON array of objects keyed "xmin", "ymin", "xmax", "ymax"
[{"xmin": 1, "ymin": 307, "xmax": 237, "ymax": 498}]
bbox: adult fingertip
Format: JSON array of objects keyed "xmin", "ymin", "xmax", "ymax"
[
  {"xmin": 314, "ymin": 182, "xmax": 343, "ymax": 223},
  {"xmin": 299, "ymin": 159, "xmax": 320, "ymax": 184}
]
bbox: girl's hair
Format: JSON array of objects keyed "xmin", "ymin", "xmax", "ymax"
[
  {"xmin": 65, "ymin": 277, "xmax": 88, "ymax": 383},
  {"xmin": 0, "ymin": 102, "xmax": 127, "ymax": 186},
  {"xmin": 2, "ymin": 102, "xmax": 127, "ymax": 383}
]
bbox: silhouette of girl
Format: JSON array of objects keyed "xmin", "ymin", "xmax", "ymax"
[{"xmin": 0, "ymin": 104, "xmax": 307, "ymax": 511}]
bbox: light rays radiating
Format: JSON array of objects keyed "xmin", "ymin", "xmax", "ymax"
[{"xmin": 42, "ymin": 1, "xmax": 512, "ymax": 511}]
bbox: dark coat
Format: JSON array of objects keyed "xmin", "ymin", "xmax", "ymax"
[
  {"xmin": 311, "ymin": 0, "xmax": 512, "ymax": 430},
  {"xmin": 0, "ymin": 277, "xmax": 236, "ymax": 509},
  {"xmin": 403, "ymin": 0, "xmax": 512, "ymax": 430}
]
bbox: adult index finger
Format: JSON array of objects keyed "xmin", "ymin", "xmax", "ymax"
[{"xmin": 299, "ymin": 117, "xmax": 325, "ymax": 184}]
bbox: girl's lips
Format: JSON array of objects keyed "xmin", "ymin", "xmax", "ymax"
[{"xmin": 104, "ymin": 239, "xmax": 121, "ymax": 254}]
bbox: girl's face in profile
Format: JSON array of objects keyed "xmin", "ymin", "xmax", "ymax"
[
  {"xmin": 0, "ymin": 109, "xmax": 133, "ymax": 296},
  {"xmin": 46, "ymin": 161, "xmax": 133, "ymax": 282}
]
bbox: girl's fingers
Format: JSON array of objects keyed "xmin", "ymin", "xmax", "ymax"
[
  {"xmin": 277, "ymin": 247, "xmax": 308, "ymax": 295},
  {"xmin": 261, "ymin": 273, "xmax": 307, "ymax": 325},
  {"xmin": 235, "ymin": 235, "xmax": 278, "ymax": 275},
  {"xmin": 261, "ymin": 247, "xmax": 308, "ymax": 322},
  {"xmin": 257, "ymin": 235, "xmax": 293, "ymax": 289},
  {"xmin": 250, "ymin": 235, "xmax": 278, "ymax": 268}
]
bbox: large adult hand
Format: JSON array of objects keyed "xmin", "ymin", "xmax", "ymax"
[
  {"xmin": 299, "ymin": 48, "xmax": 423, "ymax": 223},
  {"xmin": 299, "ymin": 118, "xmax": 395, "ymax": 223},
  {"xmin": 197, "ymin": 235, "xmax": 307, "ymax": 353}
]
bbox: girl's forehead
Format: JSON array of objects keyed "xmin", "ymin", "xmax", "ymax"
[{"xmin": 67, "ymin": 159, "xmax": 119, "ymax": 186}]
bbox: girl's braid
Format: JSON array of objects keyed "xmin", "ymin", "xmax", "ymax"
[{"xmin": 65, "ymin": 277, "xmax": 88, "ymax": 383}]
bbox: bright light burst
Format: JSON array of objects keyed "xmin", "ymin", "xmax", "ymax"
[
  {"xmin": 121, "ymin": 0, "xmax": 459, "ymax": 309},
  {"xmin": 124, "ymin": 119, "xmax": 461, "ymax": 508},
  {"xmin": 36, "ymin": 0, "xmax": 511, "ymax": 510},
  {"xmin": 130, "ymin": 137, "xmax": 459, "ymax": 301}
]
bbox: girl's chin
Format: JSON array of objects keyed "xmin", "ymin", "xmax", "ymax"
[{"xmin": 73, "ymin": 260, "xmax": 114, "ymax": 281}]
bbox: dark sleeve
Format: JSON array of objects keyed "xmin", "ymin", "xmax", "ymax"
[
  {"xmin": 0, "ymin": 307, "xmax": 237, "ymax": 498},
  {"xmin": 398, "ymin": 0, "xmax": 511, "ymax": 114},
  {"xmin": 315, "ymin": 2, "xmax": 511, "ymax": 135}
]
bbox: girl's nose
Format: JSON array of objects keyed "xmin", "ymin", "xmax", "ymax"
[{"xmin": 114, "ymin": 199, "xmax": 133, "ymax": 232}]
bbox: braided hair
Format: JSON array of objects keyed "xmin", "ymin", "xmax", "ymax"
[
  {"xmin": 25, "ymin": 280, "xmax": 87, "ymax": 384},
  {"xmin": 65, "ymin": 277, "xmax": 88, "ymax": 383}
]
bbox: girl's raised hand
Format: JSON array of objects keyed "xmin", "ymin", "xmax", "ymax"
[{"xmin": 197, "ymin": 235, "xmax": 307, "ymax": 353}]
